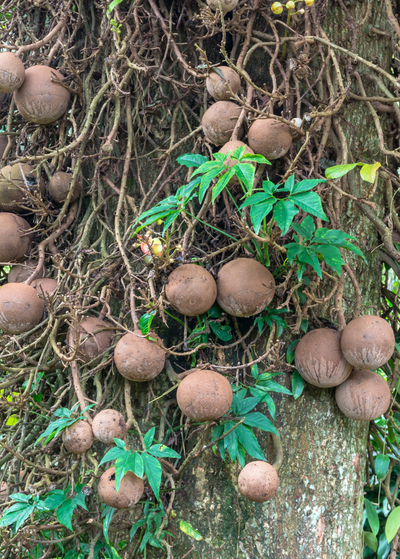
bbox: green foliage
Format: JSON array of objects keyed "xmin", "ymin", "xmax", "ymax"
[
  {"xmin": 35, "ymin": 404, "xmax": 94, "ymax": 447},
  {"xmin": 325, "ymin": 161, "xmax": 381, "ymax": 183},
  {"xmin": 139, "ymin": 310, "xmax": 156, "ymax": 335},
  {"xmin": 129, "ymin": 501, "xmax": 171, "ymax": 555},
  {"xmin": 44, "ymin": 484, "xmax": 89, "ymax": 531},
  {"xmin": 187, "ymin": 303, "xmax": 232, "ymax": 347},
  {"xmin": 179, "ymin": 520, "xmax": 203, "ymax": 541},
  {"xmin": 99, "ymin": 430, "xmax": 180, "ymax": 500},
  {"xmin": 254, "ymin": 306, "xmax": 287, "ymax": 336},
  {"xmin": 284, "ymin": 215, "xmax": 365, "ymax": 280},
  {"xmin": 291, "ymin": 370, "xmax": 305, "ymax": 400},
  {"xmin": 240, "ymin": 175, "xmax": 327, "ymax": 235}
]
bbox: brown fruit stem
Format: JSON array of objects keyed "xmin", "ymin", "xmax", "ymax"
[
  {"xmin": 271, "ymin": 432, "xmax": 283, "ymax": 472},
  {"xmin": 70, "ymin": 358, "xmax": 92, "ymax": 425},
  {"xmin": 15, "ymin": 18, "xmax": 67, "ymax": 56},
  {"xmin": 124, "ymin": 378, "xmax": 145, "ymax": 449}
]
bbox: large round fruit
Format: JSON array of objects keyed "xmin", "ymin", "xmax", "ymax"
[
  {"xmin": 247, "ymin": 118, "xmax": 292, "ymax": 160},
  {"xmin": 0, "ymin": 52, "xmax": 25, "ymax": 93},
  {"xmin": 64, "ymin": 420, "xmax": 93, "ymax": 454},
  {"xmin": 335, "ymin": 369, "xmax": 391, "ymax": 420},
  {"xmin": 177, "ymin": 370, "xmax": 233, "ymax": 421},
  {"xmin": 238, "ymin": 461, "xmax": 279, "ymax": 502},
  {"xmin": 98, "ymin": 467, "xmax": 144, "ymax": 509},
  {"xmin": 165, "ymin": 264, "xmax": 217, "ymax": 316},
  {"xmin": 14, "ymin": 65, "xmax": 70, "ymax": 124},
  {"xmin": 295, "ymin": 328, "xmax": 352, "ymax": 388},
  {"xmin": 206, "ymin": 0, "xmax": 239, "ymax": 13},
  {"xmin": 48, "ymin": 172, "xmax": 81, "ymax": 204},
  {"xmin": 69, "ymin": 316, "xmax": 113, "ymax": 363},
  {"xmin": 216, "ymin": 258, "xmax": 275, "ymax": 317},
  {"xmin": 114, "ymin": 331, "xmax": 165, "ymax": 382},
  {"xmin": 0, "ymin": 283, "xmax": 44, "ymax": 334},
  {"xmin": 201, "ymin": 101, "xmax": 243, "ymax": 145},
  {"xmin": 8, "ymin": 260, "xmax": 44, "ymax": 283},
  {"xmin": 34, "ymin": 278, "xmax": 58, "ymax": 297},
  {"xmin": 92, "ymin": 409, "xmax": 127, "ymax": 444},
  {"xmin": 206, "ymin": 67, "xmax": 241, "ymax": 101},
  {"xmin": 340, "ymin": 315, "xmax": 395, "ymax": 370},
  {"xmin": 0, "ymin": 163, "xmax": 45, "ymax": 211},
  {"xmin": 0, "ymin": 213, "xmax": 32, "ymax": 263}
]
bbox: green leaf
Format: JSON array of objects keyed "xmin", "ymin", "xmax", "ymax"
[
  {"xmin": 176, "ymin": 177, "xmax": 201, "ymax": 200},
  {"xmin": 263, "ymin": 180, "xmax": 278, "ymax": 196},
  {"xmin": 209, "ymin": 322, "xmax": 232, "ymax": 341},
  {"xmin": 57, "ymin": 499, "xmax": 76, "ymax": 531},
  {"xmin": 177, "ymin": 154, "xmax": 208, "ymax": 168},
  {"xmin": 240, "ymin": 153, "xmax": 270, "ymax": 165},
  {"xmin": 385, "ymin": 506, "xmax": 400, "ymax": 542},
  {"xmin": 129, "ymin": 451, "xmax": 144, "ymax": 478},
  {"xmin": 162, "ymin": 210, "xmax": 181, "ymax": 233},
  {"xmin": 180, "ymin": 520, "xmax": 203, "ymax": 541},
  {"xmin": 144, "ymin": 427, "xmax": 155, "ymax": 449},
  {"xmin": 115, "ymin": 449, "xmax": 137, "ymax": 492},
  {"xmin": 232, "ymin": 145, "xmax": 246, "ymax": 160},
  {"xmin": 101, "ymin": 505, "xmax": 115, "ymax": 544},
  {"xmin": 130, "ymin": 518, "xmax": 146, "ymax": 541},
  {"xmin": 249, "ymin": 199, "xmax": 276, "ymax": 234},
  {"xmin": 291, "ymin": 179, "xmax": 326, "ymax": 194},
  {"xmin": 292, "ymin": 215, "xmax": 315, "ymax": 240},
  {"xmin": 281, "ymin": 174, "xmax": 295, "ymax": 193},
  {"xmin": 231, "ymin": 393, "xmax": 261, "ymax": 416},
  {"xmin": 292, "ymin": 370, "xmax": 305, "ymax": 400},
  {"xmin": 365, "ymin": 498, "xmax": 380, "ymax": 536},
  {"xmin": 139, "ymin": 311, "xmax": 156, "ymax": 336},
  {"xmin": 290, "ymin": 191, "xmax": 327, "ymax": 221},
  {"xmin": 44, "ymin": 490, "xmax": 67, "ymax": 510},
  {"xmin": 243, "ymin": 412, "xmax": 279, "ymax": 435},
  {"xmin": 239, "ymin": 191, "xmax": 271, "ymax": 209},
  {"xmin": 142, "ymin": 453, "xmax": 162, "ymax": 500},
  {"xmin": 286, "ymin": 340, "xmax": 299, "ymax": 364},
  {"xmin": 375, "ymin": 454, "xmax": 390, "ymax": 479},
  {"xmin": 235, "ymin": 424, "xmax": 266, "ymax": 461},
  {"xmin": 212, "ymin": 168, "xmax": 236, "ymax": 203},
  {"xmin": 235, "ymin": 163, "xmax": 256, "ymax": 193},
  {"xmin": 223, "ymin": 421, "xmax": 239, "ymax": 461},
  {"xmin": 15, "ymin": 504, "xmax": 35, "ymax": 531},
  {"xmin": 256, "ymin": 379, "xmax": 292, "ymax": 395},
  {"xmin": 325, "ymin": 163, "xmax": 358, "ymax": 180},
  {"xmin": 296, "ymin": 246, "xmax": 322, "ymax": 279},
  {"xmin": 313, "ymin": 245, "xmax": 343, "ymax": 276},
  {"xmin": 99, "ymin": 446, "xmax": 126, "ymax": 466},
  {"xmin": 251, "ymin": 364, "xmax": 259, "ymax": 379},
  {"xmin": 192, "ymin": 160, "xmax": 222, "ymax": 177},
  {"xmin": 273, "ymin": 200, "xmax": 299, "ymax": 235},
  {"xmin": 198, "ymin": 167, "xmax": 224, "ymax": 202},
  {"xmin": 364, "ymin": 531, "xmax": 378, "ymax": 552},
  {"xmin": 360, "ymin": 162, "xmax": 381, "ymax": 183},
  {"xmin": 107, "ymin": 0, "xmax": 124, "ymax": 14},
  {"xmin": 147, "ymin": 444, "xmax": 181, "ymax": 459}
]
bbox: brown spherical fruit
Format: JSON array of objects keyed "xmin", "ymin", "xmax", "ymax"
[
  {"xmin": 295, "ymin": 328, "xmax": 352, "ymax": 388},
  {"xmin": 166, "ymin": 264, "xmax": 217, "ymax": 317},
  {"xmin": 114, "ymin": 332, "xmax": 165, "ymax": 382},
  {"xmin": 0, "ymin": 52, "xmax": 25, "ymax": 93},
  {"xmin": 177, "ymin": 370, "xmax": 233, "ymax": 421},
  {"xmin": 202, "ymin": 101, "xmax": 243, "ymax": 146},
  {"xmin": 206, "ymin": 0, "xmax": 238, "ymax": 12},
  {"xmin": 335, "ymin": 369, "xmax": 391, "ymax": 420},
  {"xmin": 98, "ymin": 467, "xmax": 144, "ymax": 509},
  {"xmin": 48, "ymin": 172, "xmax": 81, "ymax": 204},
  {"xmin": 14, "ymin": 65, "xmax": 70, "ymax": 125},
  {"xmin": 64, "ymin": 420, "xmax": 93, "ymax": 454},
  {"xmin": 247, "ymin": 119, "xmax": 292, "ymax": 160},
  {"xmin": 8, "ymin": 260, "xmax": 44, "ymax": 283},
  {"xmin": 217, "ymin": 258, "xmax": 275, "ymax": 317},
  {"xmin": 0, "ymin": 163, "xmax": 45, "ymax": 211},
  {"xmin": 34, "ymin": 278, "xmax": 58, "ymax": 297},
  {"xmin": 69, "ymin": 316, "xmax": 113, "ymax": 363},
  {"xmin": 341, "ymin": 315, "xmax": 395, "ymax": 371},
  {"xmin": 0, "ymin": 213, "xmax": 32, "ymax": 263},
  {"xmin": 238, "ymin": 461, "xmax": 279, "ymax": 502},
  {"xmin": 0, "ymin": 283, "xmax": 44, "ymax": 334},
  {"xmin": 206, "ymin": 67, "xmax": 241, "ymax": 101},
  {"xmin": 92, "ymin": 409, "xmax": 127, "ymax": 444}
]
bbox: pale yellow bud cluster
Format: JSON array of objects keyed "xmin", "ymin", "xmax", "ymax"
[{"xmin": 271, "ymin": 0, "xmax": 314, "ymax": 15}]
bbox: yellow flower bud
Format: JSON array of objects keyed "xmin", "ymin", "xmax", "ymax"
[
  {"xmin": 286, "ymin": 0, "xmax": 295, "ymax": 9},
  {"xmin": 156, "ymin": 219, "xmax": 163, "ymax": 225},
  {"xmin": 271, "ymin": 2, "xmax": 283, "ymax": 14},
  {"xmin": 305, "ymin": 0, "xmax": 314, "ymax": 5},
  {"xmin": 298, "ymin": 7, "xmax": 305, "ymax": 13}
]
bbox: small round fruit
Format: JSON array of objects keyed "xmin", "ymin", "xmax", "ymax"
[
  {"xmin": 0, "ymin": 283, "xmax": 44, "ymax": 334},
  {"xmin": 271, "ymin": 2, "xmax": 284, "ymax": 14},
  {"xmin": 238, "ymin": 461, "xmax": 279, "ymax": 502},
  {"xmin": 202, "ymin": 101, "xmax": 243, "ymax": 146},
  {"xmin": 114, "ymin": 331, "xmax": 165, "ymax": 382},
  {"xmin": 335, "ymin": 369, "xmax": 391, "ymax": 420},
  {"xmin": 8, "ymin": 260, "xmax": 44, "ymax": 283},
  {"xmin": 34, "ymin": 278, "xmax": 58, "ymax": 297},
  {"xmin": 69, "ymin": 316, "xmax": 113, "ymax": 363},
  {"xmin": 218, "ymin": 141, "xmax": 254, "ymax": 185},
  {"xmin": 247, "ymin": 118, "xmax": 292, "ymax": 160},
  {"xmin": 206, "ymin": 67, "xmax": 241, "ymax": 101},
  {"xmin": 0, "ymin": 213, "xmax": 32, "ymax": 263},
  {"xmin": 295, "ymin": 328, "xmax": 352, "ymax": 388},
  {"xmin": 286, "ymin": 0, "xmax": 295, "ymax": 9},
  {"xmin": 165, "ymin": 264, "xmax": 217, "ymax": 317},
  {"xmin": 0, "ymin": 163, "xmax": 45, "ymax": 212},
  {"xmin": 150, "ymin": 238, "xmax": 163, "ymax": 256},
  {"xmin": 177, "ymin": 370, "xmax": 233, "ymax": 421},
  {"xmin": 0, "ymin": 52, "xmax": 25, "ymax": 93},
  {"xmin": 98, "ymin": 467, "xmax": 144, "ymax": 509},
  {"xmin": 217, "ymin": 258, "xmax": 275, "ymax": 317},
  {"xmin": 48, "ymin": 172, "xmax": 81, "ymax": 204},
  {"xmin": 206, "ymin": 0, "xmax": 238, "ymax": 12},
  {"xmin": 14, "ymin": 65, "xmax": 70, "ymax": 125},
  {"xmin": 340, "ymin": 316, "xmax": 395, "ymax": 371},
  {"xmin": 64, "ymin": 420, "xmax": 93, "ymax": 454},
  {"xmin": 92, "ymin": 409, "xmax": 127, "ymax": 444}
]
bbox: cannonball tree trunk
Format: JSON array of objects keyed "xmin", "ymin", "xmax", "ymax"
[{"xmin": 0, "ymin": 0, "xmax": 397, "ymax": 558}]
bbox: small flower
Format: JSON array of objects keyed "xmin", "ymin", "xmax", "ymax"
[
  {"xmin": 150, "ymin": 238, "xmax": 163, "ymax": 256},
  {"xmin": 298, "ymin": 7, "xmax": 305, "ymax": 13},
  {"xmin": 271, "ymin": 2, "xmax": 283, "ymax": 14},
  {"xmin": 305, "ymin": 0, "xmax": 314, "ymax": 5},
  {"xmin": 156, "ymin": 219, "xmax": 163, "ymax": 225},
  {"xmin": 286, "ymin": 0, "xmax": 295, "ymax": 9}
]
